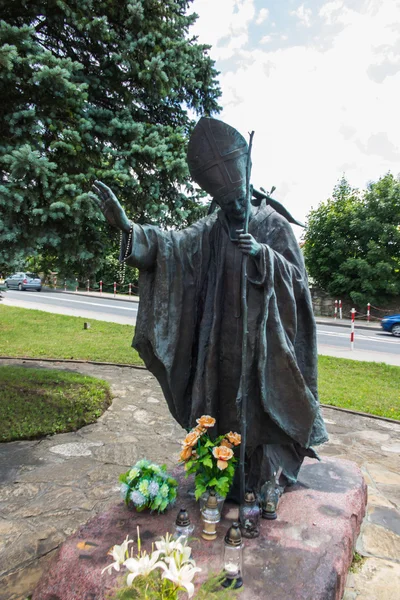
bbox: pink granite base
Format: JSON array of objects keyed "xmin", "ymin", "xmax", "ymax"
[{"xmin": 33, "ymin": 457, "xmax": 367, "ymax": 600}]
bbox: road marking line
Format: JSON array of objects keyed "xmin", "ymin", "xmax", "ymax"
[
  {"xmin": 8, "ymin": 293, "xmax": 138, "ymax": 312},
  {"xmin": 317, "ymin": 330, "xmax": 399, "ymax": 345}
]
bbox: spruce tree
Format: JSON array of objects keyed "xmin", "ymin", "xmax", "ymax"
[{"xmin": 0, "ymin": 0, "xmax": 221, "ymax": 276}]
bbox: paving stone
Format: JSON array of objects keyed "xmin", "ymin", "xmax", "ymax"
[
  {"xmin": 49, "ymin": 441, "xmax": 103, "ymax": 457},
  {"xmin": 365, "ymin": 464, "xmax": 400, "ymax": 485},
  {"xmin": 16, "ymin": 458, "xmax": 94, "ymax": 484},
  {"xmin": 367, "ymin": 489, "xmax": 396, "ymax": 508},
  {"xmin": 368, "ymin": 505, "xmax": 400, "ymax": 536},
  {"xmin": 146, "ymin": 396, "xmax": 160, "ymax": 403},
  {"xmin": 323, "ymin": 418, "xmax": 337, "ymax": 425},
  {"xmin": 0, "ymin": 551, "xmax": 56, "ymax": 600},
  {"xmin": 375, "ymin": 484, "xmax": 400, "ymax": 509},
  {"xmin": 354, "ymin": 430, "xmax": 390, "ymax": 443},
  {"xmin": 342, "ymin": 592, "xmax": 357, "ymax": 600},
  {"xmin": 85, "ymin": 464, "xmax": 124, "ymax": 485},
  {"xmin": 381, "ymin": 442, "xmax": 400, "ymax": 453},
  {"xmin": 374, "ymin": 419, "xmax": 400, "ymax": 428},
  {"xmin": 0, "ymin": 441, "xmax": 41, "ymax": 484},
  {"xmin": 360, "ymin": 468, "xmax": 374, "ymax": 486},
  {"xmin": 131, "ymin": 408, "xmax": 156, "ymax": 424},
  {"xmin": 0, "ymin": 482, "xmax": 44, "ymax": 504},
  {"xmin": 368, "ymin": 454, "xmax": 400, "ymax": 473},
  {"xmin": 90, "ymin": 442, "xmax": 138, "ymax": 466},
  {"xmin": 12, "ymin": 486, "xmax": 95, "ymax": 518},
  {"xmin": 349, "ymin": 557, "xmax": 400, "ymax": 600},
  {"xmin": 359, "ymin": 522, "xmax": 400, "ymax": 560}
]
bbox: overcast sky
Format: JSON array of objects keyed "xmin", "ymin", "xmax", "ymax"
[{"xmin": 191, "ymin": 0, "xmax": 400, "ymax": 234}]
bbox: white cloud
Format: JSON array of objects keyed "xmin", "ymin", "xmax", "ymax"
[
  {"xmin": 290, "ymin": 4, "xmax": 313, "ymax": 28},
  {"xmin": 256, "ymin": 7, "xmax": 269, "ymax": 25},
  {"xmin": 319, "ymin": 1, "xmax": 345, "ymax": 25},
  {"xmin": 190, "ymin": 0, "xmax": 255, "ymax": 60},
  {"xmin": 191, "ymin": 0, "xmax": 400, "ymax": 232},
  {"xmin": 260, "ymin": 35, "xmax": 272, "ymax": 44}
]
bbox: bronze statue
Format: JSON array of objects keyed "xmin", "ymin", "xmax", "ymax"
[{"xmin": 92, "ymin": 117, "xmax": 328, "ymax": 507}]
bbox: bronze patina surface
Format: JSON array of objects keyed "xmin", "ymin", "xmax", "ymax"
[{"xmin": 92, "ymin": 117, "xmax": 328, "ymax": 498}]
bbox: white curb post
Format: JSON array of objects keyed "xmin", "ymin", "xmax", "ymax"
[
  {"xmin": 100, "ymin": 280, "xmax": 103, "ymax": 295},
  {"xmin": 75, "ymin": 278, "xmax": 78, "ymax": 292},
  {"xmin": 334, "ymin": 299, "xmax": 338, "ymax": 320},
  {"xmin": 350, "ymin": 308, "xmax": 355, "ymax": 350},
  {"xmin": 367, "ymin": 303, "xmax": 370, "ymax": 323},
  {"xmin": 113, "ymin": 281, "xmax": 116, "ymax": 297},
  {"xmin": 339, "ymin": 299, "xmax": 342, "ymax": 320},
  {"xmin": 129, "ymin": 282, "xmax": 132, "ymax": 297}
]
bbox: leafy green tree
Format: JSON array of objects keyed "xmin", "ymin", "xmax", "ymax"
[
  {"xmin": 0, "ymin": 0, "xmax": 221, "ymax": 277},
  {"xmin": 304, "ymin": 174, "xmax": 400, "ymax": 306}
]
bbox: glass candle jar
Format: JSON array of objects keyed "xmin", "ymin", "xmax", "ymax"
[
  {"xmin": 260, "ymin": 476, "xmax": 281, "ymax": 520},
  {"xmin": 222, "ymin": 522, "xmax": 243, "ymax": 588},
  {"xmin": 201, "ymin": 490, "xmax": 220, "ymax": 541},
  {"xmin": 199, "ymin": 490, "xmax": 225, "ymax": 516},
  {"xmin": 173, "ymin": 507, "xmax": 194, "ymax": 543},
  {"xmin": 239, "ymin": 491, "xmax": 260, "ymax": 538}
]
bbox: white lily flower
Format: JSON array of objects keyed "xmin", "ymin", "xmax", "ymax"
[
  {"xmin": 160, "ymin": 555, "xmax": 201, "ymax": 598},
  {"xmin": 101, "ymin": 535, "xmax": 133, "ymax": 575},
  {"xmin": 124, "ymin": 550, "xmax": 164, "ymax": 585},
  {"xmin": 165, "ymin": 545, "xmax": 194, "ymax": 569},
  {"xmin": 155, "ymin": 532, "xmax": 184, "ymax": 556}
]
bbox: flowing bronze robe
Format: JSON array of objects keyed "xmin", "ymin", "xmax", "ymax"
[{"xmin": 122, "ymin": 202, "xmax": 328, "ymax": 489}]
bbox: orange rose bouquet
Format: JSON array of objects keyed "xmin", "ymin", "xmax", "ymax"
[{"xmin": 178, "ymin": 415, "xmax": 241, "ymax": 500}]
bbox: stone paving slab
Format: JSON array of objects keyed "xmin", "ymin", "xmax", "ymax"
[{"xmin": 0, "ymin": 358, "xmax": 399, "ymax": 599}]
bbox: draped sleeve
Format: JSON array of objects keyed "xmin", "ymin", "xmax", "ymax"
[
  {"xmin": 119, "ymin": 224, "xmax": 159, "ymax": 270},
  {"xmin": 244, "ymin": 210, "xmax": 328, "ymax": 448}
]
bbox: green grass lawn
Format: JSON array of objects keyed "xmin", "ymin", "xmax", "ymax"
[
  {"xmin": 0, "ymin": 365, "xmax": 112, "ymax": 442},
  {"xmin": 0, "ymin": 305, "xmax": 141, "ymax": 365},
  {"xmin": 318, "ymin": 355, "xmax": 400, "ymax": 420},
  {"xmin": 1, "ymin": 305, "xmax": 399, "ymax": 421}
]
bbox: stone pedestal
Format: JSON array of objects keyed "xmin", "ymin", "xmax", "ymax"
[{"xmin": 33, "ymin": 457, "xmax": 367, "ymax": 600}]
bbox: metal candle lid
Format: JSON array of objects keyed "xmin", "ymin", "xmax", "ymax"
[
  {"xmin": 244, "ymin": 491, "xmax": 256, "ymax": 504},
  {"xmin": 205, "ymin": 490, "xmax": 218, "ymax": 510},
  {"xmin": 176, "ymin": 507, "xmax": 190, "ymax": 527},
  {"xmin": 225, "ymin": 522, "xmax": 242, "ymax": 546}
]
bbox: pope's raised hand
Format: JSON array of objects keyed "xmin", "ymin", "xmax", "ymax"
[
  {"xmin": 237, "ymin": 230, "xmax": 262, "ymax": 257},
  {"xmin": 91, "ymin": 181, "xmax": 131, "ymax": 233}
]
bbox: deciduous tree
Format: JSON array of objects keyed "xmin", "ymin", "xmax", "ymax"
[{"xmin": 303, "ymin": 174, "xmax": 400, "ymax": 306}]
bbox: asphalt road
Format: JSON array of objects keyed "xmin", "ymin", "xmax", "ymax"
[
  {"xmin": 317, "ymin": 324, "xmax": 400, "ymax": 355},
  {"xmin": 2, "ymin": 289, "xmax": 400, "ymax": 364},
  {"xmin": 2, "ymin": 289, "xmax": 138, "ymax": 326}
]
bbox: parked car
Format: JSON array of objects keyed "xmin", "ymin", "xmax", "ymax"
[
  {"xmin": 380, "ymin": 314, "xmax": 400, "ymax": 337},
  {"xmin": 4, "ymin": 272, "xmax": 42, "ymax": 291}
]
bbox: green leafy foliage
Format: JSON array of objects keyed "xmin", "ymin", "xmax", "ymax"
[
  {"xmin": 350, "ymin": 551, "xmax": 366, "ymax": 573},
  {"xmin": 112, "ymin": 572, "xmax": 242, "ymax": 599},
  {"xmin": 303, "ymin": 174, "xmax": 400, "ymax": 306},
  {"xmin": 0, "ymin": 365, "xmax": 111, "ymax": 441},
  {"xmin": 0, "ymin": 1, "xmax": 221, "ymax": 276},
  {"xmin": 180, "ymin": 425, "xmax": 240, "ymax": 499}
]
